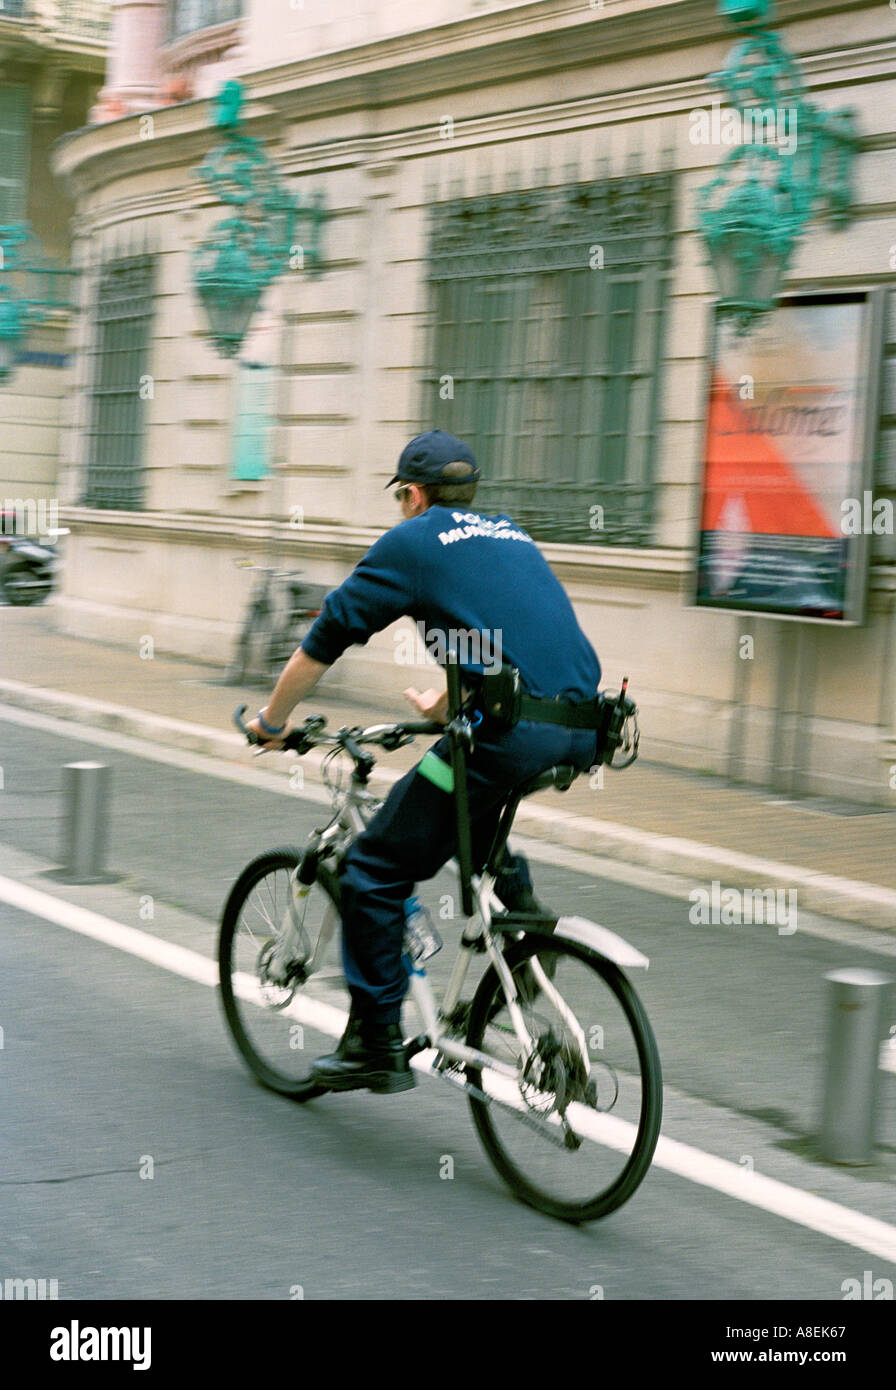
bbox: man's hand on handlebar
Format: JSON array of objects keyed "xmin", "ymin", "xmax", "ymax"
[
  {"xmin": 403, "ymin": 686, "xmax": 449, "ymax": 724},
  {"xmin": 245, "ymin": 713, "xmax": 294, "ymax": 751}
]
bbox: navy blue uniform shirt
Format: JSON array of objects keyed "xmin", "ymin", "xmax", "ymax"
[{"xmin": 301, "ymin": 505, "xmax": 601, "ymax": 701}]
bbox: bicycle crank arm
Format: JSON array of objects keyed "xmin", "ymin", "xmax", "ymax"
[
  {"xmin": 408, "ymin": 1032, "xmax": 521, "ymax": 1081},
  {"xmin": 418, "ymin": 1055, "xmax": 578, "ymax": 1151}
]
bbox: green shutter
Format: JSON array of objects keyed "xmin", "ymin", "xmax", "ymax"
[
  {"xmin": 0, "ymin": 85, "xmax": 31, "ymax": 224},
  {"xmin": 232, "ymin": 362, "xmax": 272, "ymax": 480}
]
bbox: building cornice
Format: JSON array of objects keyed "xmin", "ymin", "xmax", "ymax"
[
  {"xmin": 0, "ymin": 9, "xmax": 109, "ymax": 75},
  {"xmin": 61, "ymin": 510, "xmax": 896, "ymax": 596},
  {"xmin": 61, "ymin": 507, "xmax": 690, "ymax": 586},
  {"xmin": 161, "ymin": 17, "xmax": 241, "ymax": 72},
  {"xmin": 248, "ymin": 0, "xmax": 882, "ymax": 115},
  {"xmin": 52, "ymin": 0, "xmax": 891, "ymax": 198}
]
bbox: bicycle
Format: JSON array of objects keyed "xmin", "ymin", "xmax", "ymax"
[
  {"xmin": 228, "ymin": 559, "xmax": 330, "ymax": 685},
  {"xmin": 219, "ymin": 655, "xmax": 661, "ymax": 1224}
]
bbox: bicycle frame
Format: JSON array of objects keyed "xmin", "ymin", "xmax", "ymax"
[
  {"xmin": 227, "ymin": 672, "xmax": 661, "ymax": 1211},
  {"xmin": 264, "ymin": 709, "xmax": 647, "ymax": 1091}
]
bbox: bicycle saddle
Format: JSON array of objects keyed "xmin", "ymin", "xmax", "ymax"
[{"xmin": 518, "ymin": 764, "xmax": 579, "ymax": 798}]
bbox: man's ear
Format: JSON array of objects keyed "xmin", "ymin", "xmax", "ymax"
[{"xmin": 411, "ymin": 485, "xmax": 429, "ymax": 513}]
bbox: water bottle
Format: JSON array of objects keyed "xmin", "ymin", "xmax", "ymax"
[{"xmin": 402, "ymin": 896, "xmax": 442, "ymax": 966}]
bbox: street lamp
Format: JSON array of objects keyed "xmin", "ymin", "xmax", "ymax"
[
  {"xmin": 192, "ymin": 80, "xmax": 325, "ymax": 359},
  {"xmin": 0, "ymin": 291, "xmax": 25, "ymax": 383},
  {"xmin": 697, "ymin": 0, "xmax": 859, "ymax": 333},
  {"xmin": 193, "ymin": 220, "xmax": 267, "ymax": 359},
  {"xmin": 0, "ymin": 224, "xmax": 73, "ymax": 385},
  {"xmin": 698, "ymin": 144, "xmax": 803, "ymax": 334}
]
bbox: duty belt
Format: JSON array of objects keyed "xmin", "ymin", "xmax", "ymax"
[
  {"xmin": 516, "ymin": 691, "xmax": 604, "ymax": 729},
  {"xmin": 473, "ymin": 663, "xmax": 639, "ymax": 768},
  {"xmin": 477, "ymin": 664, "xmax": 607, "ymax": 731}
]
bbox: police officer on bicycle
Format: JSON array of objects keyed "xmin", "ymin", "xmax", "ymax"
[{"xmin": 247, "ymin": 430, "xmax": 603, "ymax": 1094}]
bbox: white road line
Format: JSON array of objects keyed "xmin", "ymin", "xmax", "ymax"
[
  {"xmin": 3, "ymin": 871, "xmax": 895, "ymax": 1264},
  {"xmin": 0, "ymin": 873, "xmax": 219, "ymax": 988}
]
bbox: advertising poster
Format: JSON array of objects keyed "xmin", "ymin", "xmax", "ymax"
[{"xmin": 694, "ymin": 291, "xmax": 883, "ymax": 623}]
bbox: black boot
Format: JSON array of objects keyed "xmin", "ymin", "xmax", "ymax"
[
  {"xmin": 494, "ymin": 853, "xmax": 552, "ymax": 918},
  {"xmin": 310, "ymin": 1014, "xmax": 415, "ymax": 1094}
]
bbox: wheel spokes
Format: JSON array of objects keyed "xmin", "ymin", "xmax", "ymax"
[{"xmin": 467, "ymin": 942, "xmax": 659, "ymax": 1216}]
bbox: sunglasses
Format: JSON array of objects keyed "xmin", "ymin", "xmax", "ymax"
[{"xmin": 394, "ymin": 484, "xmax": 413, "ymax": 501}]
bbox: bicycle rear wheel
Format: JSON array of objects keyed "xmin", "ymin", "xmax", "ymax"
[
  {"xmin": 465, "ymin": 933, "xmax": 662, "ymax": 1223},
  {"xmin": 218, "ymin": 849, "xmax": 349, "ymax": 1099}
]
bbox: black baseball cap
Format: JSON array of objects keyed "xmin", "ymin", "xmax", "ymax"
[{"xmin": 385, "ymin": 429, "xmax": 479, "ymax": 488}]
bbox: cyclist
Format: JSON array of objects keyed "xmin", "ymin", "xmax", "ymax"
[{"xmin": 247, "ymin": 429, "xmax": 603, "ymax": 1093}]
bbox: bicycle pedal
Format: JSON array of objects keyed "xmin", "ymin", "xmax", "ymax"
[{"xmin": 368, "ymin": 1070, "xmax": 416, "ymax": 1094}]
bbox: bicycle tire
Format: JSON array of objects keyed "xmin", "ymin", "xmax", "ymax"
[
  {"xmin": 1, "ymin": 565, "xmax": 49, "ymax": 605},
  {"xmin": 231, "ymin": 591, "xmax": 275, "ymax": 686},
  {"xmin": 465, "ymin": 932, "xmax": 662, "ymax": 1224},
  {"xmin": 229, "ymin": 610, "xmax": 258, "ymax": 684},
  {"xmin": 218, "ymin": 847, "xmax": 344, "ymax": 1100}
]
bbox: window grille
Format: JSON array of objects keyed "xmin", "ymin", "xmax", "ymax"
[
  {"xmin": 167, "ymin": 0, "xmax": 242, "ymax": 41},
  {"xmin": 83, "ymin": 255, "xmax": 156, "ymax": 510},
  {"xmin": 56, "ymin": 1, "xmax": 112, "ymax": 41},
  {"xmin": 0, "ymin": 85, "xmax": 30, "ymax": 223},
  {"xmin": 422, "ymin": 174, "xmax": 674, "ymax": 545}
]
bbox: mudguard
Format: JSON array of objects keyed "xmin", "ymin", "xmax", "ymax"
[
  {"xmin": 553, "ymin": 916, "xmax": 649, "ymax": 970},
  {"xmin": 492, "ymin": 911, "xmax": 649, "ymax": 970}
]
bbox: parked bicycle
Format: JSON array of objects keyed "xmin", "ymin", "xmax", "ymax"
[
  {"xmin": 228, "ymin": 559, "xmax": 330, "ymax": 685},
  {"xmin": 219, "ymin": 655, "xmax": 660, "ymax": 1223}
]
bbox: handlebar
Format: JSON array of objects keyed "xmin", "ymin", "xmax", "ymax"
[{"xmin": 232, "ymin": 704, "xmax": 444, "ymax": 759}]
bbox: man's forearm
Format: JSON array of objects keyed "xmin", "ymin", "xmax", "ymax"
[{"xmin": 264, "ymin": 647, "xmax": 330, "ymax": 726}]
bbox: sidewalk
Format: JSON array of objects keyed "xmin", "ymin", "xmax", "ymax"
[{"xmin": 3, "ymin": 607, "xmax": 896, "ymax": 929}]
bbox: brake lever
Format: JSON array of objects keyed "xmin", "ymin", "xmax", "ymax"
[{"xmin": 233, "ymin": 704, "xmax": 321, "ymax": 755}]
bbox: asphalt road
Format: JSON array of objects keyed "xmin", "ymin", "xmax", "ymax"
[{"xmin": 2, "ymin": 714, "xmax": 895, "ymax": 1302}]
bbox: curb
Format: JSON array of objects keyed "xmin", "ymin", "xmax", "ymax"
[{"xmin": 2, "ymin": 677, "xmax": 895, "ymax": 932}]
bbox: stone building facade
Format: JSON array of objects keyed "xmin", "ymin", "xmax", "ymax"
[
  {"xmin": 49, "ymin": 0, "xmax": 896, "ymax": 803},
  {"xmin": 0, "ymin": 0, "xmax": 112, "ymax": 508}
]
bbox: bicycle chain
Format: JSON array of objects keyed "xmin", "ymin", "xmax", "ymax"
[{"xmin": 435, "ymin": 1060, "xmax": 580, "ymax": 1151}]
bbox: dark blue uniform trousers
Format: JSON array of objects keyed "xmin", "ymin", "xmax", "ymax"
[{"xmin": 338, "ymin": 720, "xmax": 599, "ymax": 1025}]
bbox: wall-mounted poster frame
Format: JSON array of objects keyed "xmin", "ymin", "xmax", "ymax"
[{"xmin": 691, "ymin": 288, "xmax": 886, "ymax": 625}]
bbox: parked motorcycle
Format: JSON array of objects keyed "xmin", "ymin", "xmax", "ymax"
[{"xmin": 0, "ymin": 532, "xmax": 61, "ymax": 605}]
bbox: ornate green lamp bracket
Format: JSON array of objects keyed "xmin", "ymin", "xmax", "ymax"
[
  {"xmin": 192, "ymin": 80, "xmax": 326, "ymax": 359},
  {"xmin": 697, "ymin": 0, "xmax": 859, "ymax": 333},
  {"xmin": 0, "ymin": 223, "xmax": 76, "ymax": 384}
]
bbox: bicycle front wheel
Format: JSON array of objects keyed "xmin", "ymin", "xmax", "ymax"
[
  {"xmin": 465, "ymin": 933, "xmax": 662, "ymax": 1223},
  {"xmin": 219, "ymin": 849, "xmax": 349, "ymax": 1099}
]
